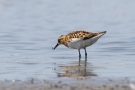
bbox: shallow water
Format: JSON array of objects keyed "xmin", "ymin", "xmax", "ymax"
[{"xmin": 0, "ymin": 0, "xmax": 135, "ymax": 81}]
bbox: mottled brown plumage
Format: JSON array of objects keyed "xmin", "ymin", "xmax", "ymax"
[
  {"xmin": 53, "ymin": 30, "xmax": 106, "ymax": 60},
  {"xmin": 67, "ymin": 31, "xmax": 97, "ymax": 39},
  {"xmin": 57, "ymin": 31, "xmax": 98, "ymax": 46}
]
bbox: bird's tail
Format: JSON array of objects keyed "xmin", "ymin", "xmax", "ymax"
[
  {"xmin": 97, "ymin": 31, "xmax": 107, "ymax": 37},
  {"xmin": 99, "ymin": 31, "xmax": 107, "ymax": 34}
]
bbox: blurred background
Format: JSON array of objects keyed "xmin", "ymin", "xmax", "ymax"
[{"xmin": 0, "ymin": 0, "xmax": 135, "ymax": 81}]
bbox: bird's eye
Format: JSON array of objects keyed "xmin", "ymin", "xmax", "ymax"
[
  {"xmin": 60, "ymin": 35, "xmax": 64, "ymax": 37},
  {"xmin": 58, "ymin": 39, "xmax": 60, "ymax": 43}
]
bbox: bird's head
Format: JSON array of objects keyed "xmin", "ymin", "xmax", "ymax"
[{"xmin": 53, "ymin": 35, "xmax": 66, "ymax": 50}]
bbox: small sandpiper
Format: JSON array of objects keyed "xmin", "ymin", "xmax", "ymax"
[{"xmin": 53, "ymin": 30, "xmax": 106, "ymax": 60}]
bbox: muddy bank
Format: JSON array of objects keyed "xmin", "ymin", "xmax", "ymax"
[{"xmin": 0, "ymin": 78, "xmax": 135, "ymax": 90}]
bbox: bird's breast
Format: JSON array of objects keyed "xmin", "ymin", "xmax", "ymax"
[{"xmin": 67, "ymin": 34, "xmax": 103, "ymax": 49}]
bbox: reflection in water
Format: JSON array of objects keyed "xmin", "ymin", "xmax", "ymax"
[{"xmin": 56, "ymin": 58, "xmax": 97, "ymax": 78}]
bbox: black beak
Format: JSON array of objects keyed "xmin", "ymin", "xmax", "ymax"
[{"xmin": 52, "ymin": 43, "xmax": 59, "ymax": 50}]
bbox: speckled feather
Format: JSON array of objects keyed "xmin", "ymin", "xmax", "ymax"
[
  {"xmin": 67, "ymin": 31, "xmax": 98, "ymax": 39},
  {"xmin": 53, "ymin": 30, "xmax": 106, "ymax": 59},
  {"xmin": 59, "ymin": 31, "xmax": 98, "ymax": 46}
]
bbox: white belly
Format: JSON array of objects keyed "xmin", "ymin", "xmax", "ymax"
[{"xmin": 67, "ymin": 33, "xmax": 104, "ymax": 49}]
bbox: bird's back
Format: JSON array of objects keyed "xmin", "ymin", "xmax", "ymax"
[
  {"xmin": 66, "ymin": 31, "xmax": 97, "ymax": 39},
  {"xmin": 65, "ymin": 31, "xmax": 106, "ymax": 49}
]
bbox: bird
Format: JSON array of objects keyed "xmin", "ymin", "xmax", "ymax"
[{"xmin": 53, "ymin": 30, "xmax": 106, "ymax": 60}]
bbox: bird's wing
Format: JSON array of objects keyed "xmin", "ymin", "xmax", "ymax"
[
  {"xmin": 66, "ymin": 31, "xmax": 98, "ymax": 44},
  {"xmin": 67, "ymin": 31, "xmax": 98, "ymax": 40},
  {"xmin": 82, "ymin": 33, "xmax": 98, "ymax": 40},
  {"xmin": 70, "ymin": 38, "xmax": 82, "ymax": 42},
  {"xmin": 69, "ymin": 34, "xmax": 97, "ymax": 43}
]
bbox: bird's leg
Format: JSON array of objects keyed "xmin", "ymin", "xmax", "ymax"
[
  {"xmin": 78, "ymin": 49, "xmax": 81, "ymax": 58},
  {"xmin": 84, "ymin": 48, "xmax": 87, "ymax": 62},
  {"xmin": 78, "ymin": 49, "xmax": 81, "ymax": 65}
]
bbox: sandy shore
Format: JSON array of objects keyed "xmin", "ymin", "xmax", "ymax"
[{"xmin": 0, "ymin": 78, "xmax": 135, "ymax": 90}]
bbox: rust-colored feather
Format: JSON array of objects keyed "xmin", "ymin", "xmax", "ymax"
[
  {"xmin": 67, "ymin": 31, "xmax": 98, "ymax": 40},
  {"xmin": 58, "ymin": 31, "xmax": 104, "ymax": 47}
]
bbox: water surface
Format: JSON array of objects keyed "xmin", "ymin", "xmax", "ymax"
[{"xmin": 0, "ymin": 0, "xmax": 135, "ymax": 80}]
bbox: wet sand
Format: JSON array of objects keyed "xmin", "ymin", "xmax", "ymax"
[{"xmin": 0, "ymin": 78, "xmax": 135, "ymax": 90}]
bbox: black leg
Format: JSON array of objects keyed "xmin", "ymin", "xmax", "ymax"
[
  {"xmin": 83, "ymin": 48, "xmax": 87, "ymax": 76},
  {"xmin": 78, "ymin": 49, "xmax": 81, "ymax": 59},
  {"xmin": 78, "ymin": 49, "xmax": 81, "ymax": 65},
  {"xmin": 84, "ymin": 48, "xmax": 87, "ymax": 59}
]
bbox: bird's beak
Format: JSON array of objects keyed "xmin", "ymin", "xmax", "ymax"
[{"xmin": 53, "ymin": 43, "xmax": 59, "ymax": 50}]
